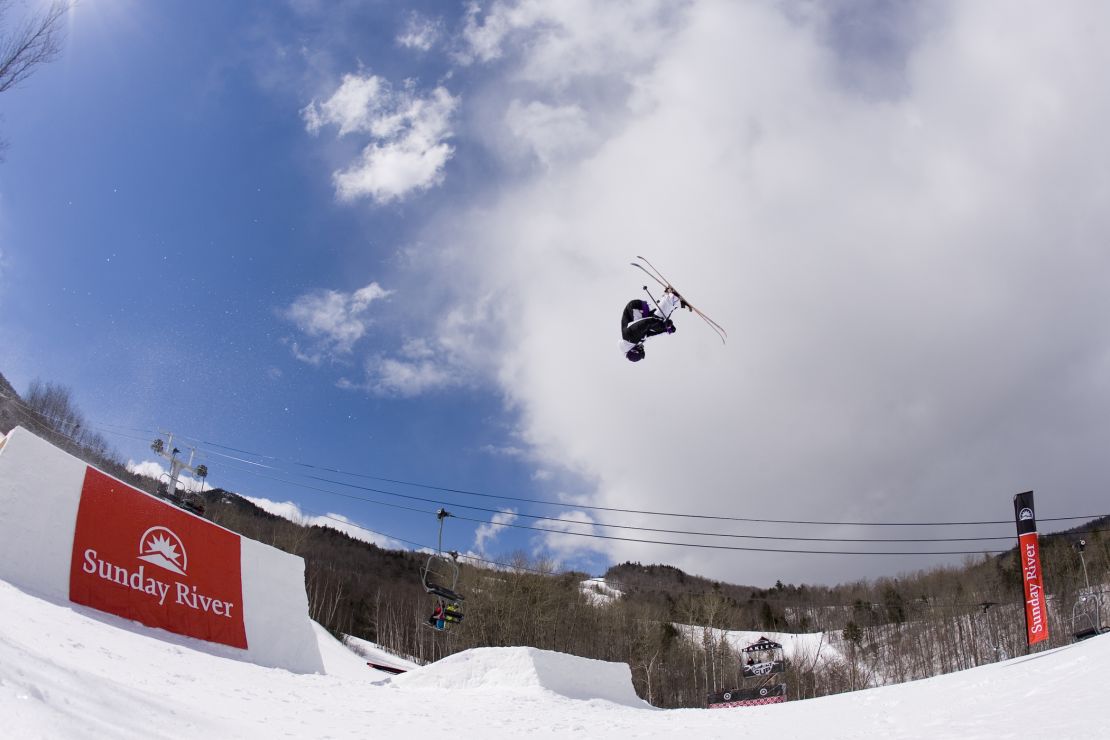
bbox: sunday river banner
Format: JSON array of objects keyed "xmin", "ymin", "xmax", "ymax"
[
  {"xmin": 1014, "ymin": 491, "xmax": 1049, "ymax": 647},
  {"xmin": 69, "ymin": 466, "xmax": 248, "ymax": 649}
]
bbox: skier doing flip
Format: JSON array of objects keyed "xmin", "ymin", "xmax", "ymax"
[
  {"xmin": 620, "ymin": 287, "xmax": 688, "ymax": 362},
  {"xmin": 622, "ymin": 256, "xmax": 727, "ymax": 361}
]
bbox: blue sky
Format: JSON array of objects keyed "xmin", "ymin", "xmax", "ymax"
[
  {"xmin": 4, "ymin": 1, "xmax": 1110, "ymax": 587},
  {"xmin": 0, "ymin": 0, "xmax": 562, "ymax": 570}
]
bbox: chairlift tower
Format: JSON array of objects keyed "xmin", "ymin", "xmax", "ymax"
[{"xmin": 150, "ymin": 432, "xmax": 208, "ymax": 514}]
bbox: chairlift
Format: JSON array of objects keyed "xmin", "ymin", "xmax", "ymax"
[
  {"xmin": 421, "ymin": 508, "xmax": 464, "ymax": 604},
  {"xmin": 1070, "ymin": 539, "xmax": 1108, "ymax": 642},
  {"xmin": 1070, "ymin": 590, "xmax": 1107, "ymax": 642}
]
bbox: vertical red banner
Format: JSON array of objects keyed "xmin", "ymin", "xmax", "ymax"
[
  {"xmin": 70, "ymin": 467, "xmax": 247, "ymax": 649},
  {"xmin": 1014, "ymin": 491, "xmax": 1049, "ymax": 646}
]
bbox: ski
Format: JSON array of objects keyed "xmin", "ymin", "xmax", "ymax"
[
  {"xmin": 366, "ymin": 661, "xmax": 407, "ymax": 675},
  {"xmin": 631, "ymin": 257, "xmax": 727, "ymax": 344},
  {"xmin": 631, "ymin": 261, "xmax": 668, "ymax": 291}
]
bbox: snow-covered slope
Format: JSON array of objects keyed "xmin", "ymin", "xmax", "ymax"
[
  {"xmin": 579, "ymin": 577, "xmax": 623, "ymax": 605},
  {"xmin": 678, "ymin": 624, "xmax": 845, "ymax": 665},
  {"xmin": 3, "ymin": 576, "xmax": 1108, "ymax": 739}
]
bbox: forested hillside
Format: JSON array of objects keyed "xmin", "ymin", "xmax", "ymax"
[
  {"xmin": 0, "ymin": 373, "xmax": 156, "ymax": 494},
  {"xmin": 2, "ymin": 371, "xmax": 1107, "ymax": 708}
]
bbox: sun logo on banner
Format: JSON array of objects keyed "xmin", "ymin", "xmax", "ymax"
[{"xmin": 137, "ymin": 526, "xmax": 188, "ymax": 576}]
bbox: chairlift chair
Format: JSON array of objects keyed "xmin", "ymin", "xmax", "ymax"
[
  {"xmin": 1070, "ymin": 540, "xmax": 1107, "ymax": 642},
  {"xmin": 421, "ymin": 509, "xmax": 465, "ymax": 604},
  {"xmin": 1071, "ymin": 589, "xmax": 1107, "ymax": 642}
]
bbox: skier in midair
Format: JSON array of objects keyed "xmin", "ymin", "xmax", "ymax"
[{"xmin": 620, "ymin": 287, "xmax": 688, "ymax": 362}]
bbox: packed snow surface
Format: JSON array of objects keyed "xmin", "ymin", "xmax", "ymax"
[{"xmin": 3, "ymin": 577, "xmax": 1109, "ymax": 739}]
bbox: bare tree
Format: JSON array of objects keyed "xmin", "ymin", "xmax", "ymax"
[
  {"xmin": 0, "ymin": 0, "xmax": 67, "ymax": 92},
  {"xmin": 0, "ymin": 0, "xmax": 69, "ymax": 155}
]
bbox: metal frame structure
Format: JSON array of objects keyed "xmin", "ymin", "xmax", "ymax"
[
  {"xmin": 1071, "ymin": 539, "xmax": 1108, "ymax": 642},
  {"xmin": 421, "ymin": 508, "xmax": 464, "ymax": 604},
  {"xmin": 707, "ymin": 636, "xmax": 788, "ymax": 709},
  {"xmin": 150, "ymin": 432, "xmax": 207, "ymax": 515}
]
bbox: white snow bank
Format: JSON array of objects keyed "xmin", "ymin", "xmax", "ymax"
[{"xmin": 390, "ymin": 646, "xmax": 651, "ymax": 708}]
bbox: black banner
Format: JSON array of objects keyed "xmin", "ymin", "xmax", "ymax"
[
  {"xmin": 741, "ymin": 636, "xmax": 783, "ymax": 653},
  {"xmin": 1014, "ymin": 491, "xmax": 1037, "ymax": 536},
  {"xmin": 741, "ymin": 660, "xmax": 785, "ymax": 678}
]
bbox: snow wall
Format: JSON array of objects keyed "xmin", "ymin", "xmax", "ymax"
[{"xmin": 0, "ymin": 426, "xmax": 324, "ymax": 674}]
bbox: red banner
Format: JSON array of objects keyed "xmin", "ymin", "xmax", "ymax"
[
  {"xmin": 1014, "ymin": 491, "xmax": 1049, "ymax": 646},
  {"xmin": 69, "ymin": 467, "xmax": 247, "ymax": 649},
  {"xmin": 1018, "ymin": 532, "xmax": 1049, "ymax": 645}
]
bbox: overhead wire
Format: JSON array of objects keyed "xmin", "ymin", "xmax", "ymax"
[
  {"xmin": 4, "ymin": 390, "xmax": 1108, "ymax": 556},
  {"xmin": 291, "ymin": 506, "xmax": 560, "ymax": 577},
  {"xmin": 168, "ymin": 426, "xmax": 1110, "ymax": 528},
  {"xmin": 203, "ymin": 441, "xmax": 1110, "ymax": 549},
  {"xmin": 169, "ymin": 454, "xmax": 1026, "ymax": 556}
]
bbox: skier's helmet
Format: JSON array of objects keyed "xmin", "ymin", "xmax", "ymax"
[{"xmin": 626, "ymin": 344, "xmax": 646, "ymax": 362}]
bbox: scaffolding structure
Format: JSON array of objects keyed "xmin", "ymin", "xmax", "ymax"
[{"xmin": 707, "ymin": 636, "xmax": 788, "ymax": 709}]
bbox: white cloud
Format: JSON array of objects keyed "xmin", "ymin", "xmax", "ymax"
[
  {"xmin": 282, "ymin": 282, "xmax": 391, "ymax": 361},
  {"xmin": 332, "ymin": 334, "xmax": 470, "ymax": 397},
  {"xmin": 371, "ymin": 356, "xmax": 459, "ymax": 397},
  {"xmin": 303, "ymin": 73, "xmax": 390, "ymax": 137},
  {"xmin": 505, "ymin": 100, "xmax": 596, "ymax": 167},
  {"xmin": 534, "ymin": 511, "xmax": 607, "ymax": 561},
  {"xmin": 303, "ymin": 74, "xmax": 459, "ymax": 203},
  {"xmin": 474, "ymin": 508, "xmax": 519, "ymax": 553},
  {"xmin": 400, "ymin": 0, "xmax": 1110, "ymax": 586},
  {"xmin": 396, "ymin": 12, "xmax": 443, "ymax": 52},
  {"xmin": 334, "ymin": 293, "xmax": 499, "ymax": 398},
  {"xmin": 480, "ymin": 444, "xmax": 527, "ymax": 458},
  {"xmin": 243, "ymin": 495, "xmax": 405, "ymax": 549},
  {"xmin": 456, "ymin": 0, "xmax": 683, "ymax": 86}
]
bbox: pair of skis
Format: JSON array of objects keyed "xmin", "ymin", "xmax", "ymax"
[{"xmin": 631, "ymin": 255, "xmax": 727, "ymax": 344}]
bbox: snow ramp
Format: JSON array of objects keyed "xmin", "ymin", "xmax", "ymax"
[
  {"xmin": 0, "ymin": 426, "xmax": 324, "ymax": 673},
  {"xmin": 390, "ymin": 646, "xmax": 651, "ymax": 708}
]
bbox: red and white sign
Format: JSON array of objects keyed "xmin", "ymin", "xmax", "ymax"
[
  {"xmin": 1019, "ymin": 532, "xmax": 1049, "ymax": 646},
  {"xmin": 1013, "ymin": 491, "xmax": 1049, "ymax": 647},
  {"xmin": 69, "ymin": 467, "xmax": 247, "ymax": 649}
]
